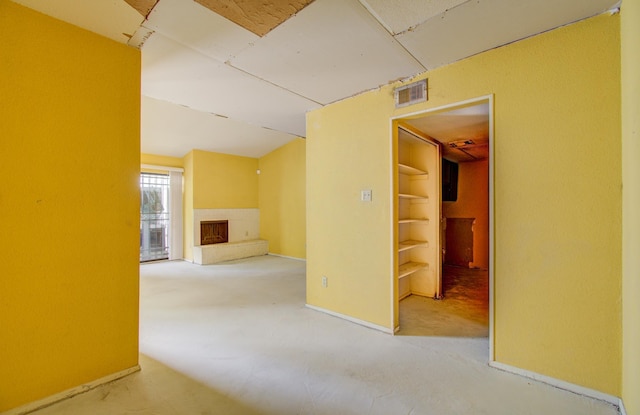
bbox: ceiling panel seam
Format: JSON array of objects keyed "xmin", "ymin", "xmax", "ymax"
[
  {"xmin": 224, "ymin": 62, "xmax": 324, "ymax": 106},
  {"xmin": 392, "ymin": 0, "xmax": 473, "ymax": 37},
  {"xmin": 354, "ymin": 0, "xmax": 427, "ymax": 72}
]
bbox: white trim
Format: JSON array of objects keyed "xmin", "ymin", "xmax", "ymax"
[
  {"xmin": 267, "ymin": 253, "xmax": 307, "ymax": 262},
  {"xmin": 305, "ymin": 304, "xmax": 394, "ymax": 334},
  {"xmin": 1, "ymin": 365, "xmax": 141, "ymax": 415},
  {"xmin": 141, "ymin": 163, "xmax": 184, "ymax": 173},
  {"xmin": 619, "ymin": 398, "xmax": 627, "ymax": 415},
  {"xmin": 489, "ymin": 361, "xmax": 621, "ymax": 408},
  {"xmin": 487, "ymin": 95, "xmax": 495, "ymax": 361}
]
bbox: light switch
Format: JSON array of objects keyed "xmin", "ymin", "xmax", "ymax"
[{"xmin": 361, "ymin": 189, "xmax": 372, "ymax": 202}]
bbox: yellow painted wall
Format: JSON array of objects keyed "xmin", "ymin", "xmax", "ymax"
[
  {"xmin": 621, "ymin": 0, "xmax": 640, "ymax": 413},
  {"xmin": 0, "ymin": 1, "xmax": 140, "ymax": 411},
  {"xmin": 141, "ymin": 153, "xmax": 184, "ymax": 169},
  {"xmin": 192, "ymin": 150, "xmax": 258, "ymax": 209},
  {"xmin": 182, "ymin": 151, "xmax": 195, "ymax": 261},
  {"xmin": 307, "ymin": 88, "xmax": 395, "ymax": 327},
  {"xmin": 307, "ymin": 13, "xmax": 621, "ymax": 395},
  {"xmin": 181, "ymin": 149, "xmax": 259, "ymax": 260},
  {"xmin": 442, "ymin": 160, "xmax": 489, "ymax": 269},
  {"xmin": 258, "ymin": 139, "xmax": 306, "ymax": 259}
]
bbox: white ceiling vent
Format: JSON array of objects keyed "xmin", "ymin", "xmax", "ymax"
[{"xmin": 395, "ymin": 79, "xmax": 427, "ymax": 108}]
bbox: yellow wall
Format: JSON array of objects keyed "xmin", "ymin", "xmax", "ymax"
[
  {"xmin": 141, "ymin": 153, "xmax": 184, "ymax": 169},
  {"xmin": 0, "ymin": 1, "xmax": 140, "ymax": 411},
  {"xmin": 192, "ymin": 149, "xmax": 258, "ymax": 209},
  {"xmin": 181, "ymin": 149, "xmax": 259, "ymax": 260},
  {"xmin": 307, "ymin": 13, "xmax": 621, "ymax": 395},
  {"xmin": 258, "ymin": 139, "xmax": 306, "ymax": 259},
  {"xmin": 182, "ymin": 151, "xmax": 195, "ymax": 261},
  {"xmin": 621, "ymin": 0, "xmax": 640, "ymax": 413},
  {"xmin": 442, "ymin": 160, "xmax": 489, "ymax": 269}
]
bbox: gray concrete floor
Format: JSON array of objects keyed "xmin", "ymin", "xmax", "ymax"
[{"xmin": 33, "ymin": 255, "xmax": 618, "ymax": 415}]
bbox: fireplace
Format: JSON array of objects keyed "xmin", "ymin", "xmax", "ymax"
[{"xmin": 200, "ymin": 220, "xmax": 228, "ymax": 245}]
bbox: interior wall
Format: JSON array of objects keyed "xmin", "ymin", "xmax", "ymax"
[
  {"xmin": 621, "ymin": 0, "xmax": 640, "ymax": 413},
  {"xmin": 258, "ymin": 138, "xmax": 306, "ymax": 259},
  {"xmin": 181, "ymin": 149, "xmax": 259, "ymax": 261},
  {"xmin": 442, "ymin": 159, "xmax": 489, "ymax": 269},
  {"xmin": 0, "ymin": 1, "xmax": 141, "ymax": 411},
  {"xmin": 182, "ymin": 151, "xmax": 195, "ymax": 260},
  {"xmin": 307, "ymin": 13, "xmax": 621, "ymax": 395},
  {"xmin": 192, "ymin": 149, "xmax": 259, "ymax": 209}
]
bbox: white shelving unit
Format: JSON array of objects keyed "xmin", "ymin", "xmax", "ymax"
[{"xmin": 397, "ymin": 128, "xmax": 441, "ymax": 300}]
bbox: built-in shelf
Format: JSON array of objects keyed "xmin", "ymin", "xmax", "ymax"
[
  {"xmin": 399, "ymin": 261, "xmax": 428, "ymax": 279},
  {"xmin": 399, "ymin": 193, "xmax": 428, "ymax": 200},
  {"xmin": 398, "ymin": 163, "xmax": 427, "ymax": 176},
  {"xmin": 398, "ymin": 129, "xmax": 439, "ymax": 302},
  {"xmin": 398, "ymin": 240, "xmax": 428, "ymax": 252},
  {"xmin": 398, "ymin": 218, "xmax": 429, "ymax": 224}
]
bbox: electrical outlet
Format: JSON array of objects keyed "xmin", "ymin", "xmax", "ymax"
[
  {"xmin": 361, "ymin": 189, "xmax": 372, "ymax": 202},
  {"xmin": 322, "ymin": 276, "xmax": 328, "ymax": 288}
]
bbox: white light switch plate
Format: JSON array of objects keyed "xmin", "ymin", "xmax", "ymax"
[{"xmin": 361, "ymin": 189, "xmax": 372, "ymax": 202}]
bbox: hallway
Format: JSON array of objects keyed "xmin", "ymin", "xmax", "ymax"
[{"xmin": 33, "ymin": 256, "xmax": 617, "ymax": 415}]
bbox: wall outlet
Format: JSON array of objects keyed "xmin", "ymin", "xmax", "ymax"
[
  {"xmin": 322, "ymin": 276, "xmax": 328, "ymax": 288},
  {"xmin": 361, "ymin": 189, "xmax": 372, "ymax": 202}
]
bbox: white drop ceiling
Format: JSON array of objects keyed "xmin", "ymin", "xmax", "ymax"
[{"xmin": 11, "ymin": 0, "xmax": 619, "ymax": 159}]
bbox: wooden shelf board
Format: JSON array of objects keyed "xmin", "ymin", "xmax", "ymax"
[
  {"xmin": 398, "ymin": 240, "xmax": 428, "ymax": 252},
  {"xmin": 399, "ymin": 193, "xmax": 428, "ymax": 200},
  {"xmin": 399, "ymin": 261, "xmax": 427, "ymax": 279},
  {"xmin": 398, "ymin": 163, "xmax": 427, "ymax": 176},
  {"xmin": 398, "ymin": 218, "xmax": 429, "ymax": 224}
]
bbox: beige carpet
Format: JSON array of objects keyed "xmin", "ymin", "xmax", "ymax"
[{"xmin": 31, "ymin": 256, "xmax": 617, "ymax": 415}]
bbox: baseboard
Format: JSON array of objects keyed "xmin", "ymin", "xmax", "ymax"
[
  {"xmin": 2, "ymin": 365, "xmax": 141, "ymax": 415},
  {"xmin": 489, "ymin": 361, "xmax": 621, "ymax": 409},
  {"xmin": 305, "ymin": 304, "xmax": 393, "ymax": 334},
  {"xmin": 267, "ymin": 253, "xmax": 306, "ymax": 261}
]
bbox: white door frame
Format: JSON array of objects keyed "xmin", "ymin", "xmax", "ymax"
[{"xmin": 389, "ymin": 94, "xmax": 495, "ymax": 360}]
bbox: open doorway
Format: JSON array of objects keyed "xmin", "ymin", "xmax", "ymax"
[{"xmin": 392, "ymin": 96, "xmax": 493, "ymax": 344}]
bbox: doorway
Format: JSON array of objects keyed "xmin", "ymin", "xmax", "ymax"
[{"xmin": 391, "ymin": 96, "xmax": 493, "ymax": 349}]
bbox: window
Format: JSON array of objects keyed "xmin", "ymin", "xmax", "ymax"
[{"xmin": 140, "ymin": 173, "xmax": 170, "ymax": 262}]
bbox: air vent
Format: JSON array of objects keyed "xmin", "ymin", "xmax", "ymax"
[{"xmin": 395, "ymin": 79, "xmax": 427, "ymax": 108}]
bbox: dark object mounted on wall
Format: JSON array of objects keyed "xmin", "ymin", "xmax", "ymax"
[{"xmin": 442, "ymin": 158, "xmax": 459, "ymax": 202}]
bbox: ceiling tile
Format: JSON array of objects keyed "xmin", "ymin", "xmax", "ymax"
[
  {"xmin": 396, "ymin": 0, "xmax": 618, "ymax": 69},
  {"xmin": 195, "ymin": 0, "xmax": 315, "ymax": 37},
  {"xmin": 142, "ymin": 96, "xmax": 300, "ymax": 158},
  {"xmin": 229, "ymin": 0, "xmax": 425, "ymax": 105},
  {"xmin": 10, "ymin": 0, "xmax": 143, "ymax": 43},
  {"xmin": 142, "ymin": 32, "xmax": 320, "ymax": 137},
  {"xmin": 358, "ymin": 0, "xmax": 468, "ymax": 35},
  {"xmin": 144, "ymin": 0, "xmax": 259, "ymax": 62}
]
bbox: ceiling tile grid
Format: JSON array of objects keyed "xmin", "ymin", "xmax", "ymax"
[
  {"xmin": 395, "ymin": 0, "xmax": 618, "ymax": 69},
  {"xmin": 142, "ymin": 33, "xmax": 320, "ymax": 137},
  {"xmin": 144, "ymin": 0, "xmax": 259, "ymax": 62},
  {"xmin": 9, "ymin": 0, "xmax": 620, "ymax": 158},
  {"xmin": 229, "ymin": 0, "xmax": 426, "ymax": 105},
  {"xmin": 358, "ymin": 0, "xmax": 469, "ymax": 35}
]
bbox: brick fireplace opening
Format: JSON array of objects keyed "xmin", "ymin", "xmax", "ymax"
[{"xmin": 200, "ymin": 220, "xmax": 228, "ymax": 245}]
